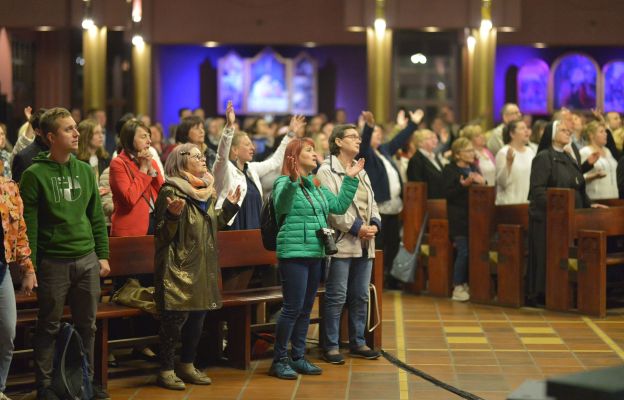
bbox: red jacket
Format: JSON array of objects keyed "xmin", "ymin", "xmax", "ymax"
[{"xmin": 109, "ymin": 151, "xmax": 164, "ymax": 236}]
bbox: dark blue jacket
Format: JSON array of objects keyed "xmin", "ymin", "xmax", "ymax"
[{"xmin": 358, "ymin": 121, "xmax": 418, "ymax": 203}]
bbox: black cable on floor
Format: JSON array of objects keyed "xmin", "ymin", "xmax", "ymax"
[{"xmin": 381, "ymin": 349, "xmax": 486, "ymax": 400}]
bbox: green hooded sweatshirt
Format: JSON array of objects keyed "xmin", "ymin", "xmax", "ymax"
[{"xmin": 20, "ymin": 152, "xmax": 109, "ymax": 269}]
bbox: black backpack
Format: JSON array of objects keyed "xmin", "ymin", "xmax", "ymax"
[
  {"xmin": 260, "ymin": 193, "xmax": 285, "ymax": 251},
  {"xmin": 49, "ymin": 323, "xmax": 93, "ymax": 400}
]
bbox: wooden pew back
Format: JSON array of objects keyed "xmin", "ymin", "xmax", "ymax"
[
  {"xmin": 546, "ymin": 188, "xmax": 624, "ymax": 316},
  {"xmin": 469, "ymin": 186, "xmax": 528, "ymax": 307},
  {"xmin": 402, "ymin": 182, "xmax": 452, "ymax": 297}
]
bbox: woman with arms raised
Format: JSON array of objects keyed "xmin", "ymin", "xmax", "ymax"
[
  {"xmin": 153, "ymin": 144, "xmax": 240, "ymax": 390},
  {"xmin": 269, "ymin": 138, "xmax": 363, "ymax": 379}
]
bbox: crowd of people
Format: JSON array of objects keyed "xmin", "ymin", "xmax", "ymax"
[{"xmin": 0, "ymin": 99, "xmax": 624, "ymax": 399}]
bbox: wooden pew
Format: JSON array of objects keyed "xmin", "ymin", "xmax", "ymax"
[
  {"xmin": 468, "ymin": 186, "xmax": 528, "ymax": 307},
  {"xmin": 210, "ymin": 229, "xmax": 384, "ymax": 368},
  {"xmin": 403, "ymin": 182, "xmax": 453, "ymax": 297},
  {"xmin": 546, "ymin": 189, "xmax": 624, "ymax": 317},
  {"xmin": 14, "ymin": 231, "xmax": 385, "ymax": 389}
]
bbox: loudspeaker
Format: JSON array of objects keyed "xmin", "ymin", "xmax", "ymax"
[{"xmin": 547, "ymin": 365, "xmax": 624, "ymax": 400}]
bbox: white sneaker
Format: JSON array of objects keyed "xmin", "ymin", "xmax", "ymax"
[
  {"xmin": 0, "ymin": 393, "xmax": 12, "ymax": 400},
  {"xmin": 463, "ymin": 283, "xmax": 470, "ymax": 294},
  {"xmin": 452, "ymin": 285, "xmax": 470, "ymax": 302}
]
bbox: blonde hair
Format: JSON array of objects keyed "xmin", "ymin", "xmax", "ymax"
[
  {"xmin": 584, "ymin": 121, "xmax": 605, "ymax": 143},
  {"xmin": 451, "ymin": 137, "xmax": 472, "ymax": 161},
  {"xmin": 459, "ymin": 124, "xmax": 483, "ymax": 141},
  {"xmin": 411, "ymin": 129, "xmax": 432, "ymax": 148}
]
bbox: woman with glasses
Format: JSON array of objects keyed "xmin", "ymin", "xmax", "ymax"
[
  {"xmin": 316, "ymin": 124, "xmax": 381, "ymax": 365},
  {"xmin": 213, "ymin": 101, "xmax": 302, "ymax": 230},
  {"xmin": 153, "ymin": 143, "xmax": 240, "ymax": 390},
  {"xmin": 109, "ymin": 119, "xmax": 164, "ymax": 236},
  {"xmin": 442, "ymin": 138, "xmax": 486, "ymax": 301}
]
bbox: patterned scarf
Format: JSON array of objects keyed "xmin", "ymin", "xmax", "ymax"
[{"xmin": 166, "ymin": 171, "xmax": 215, "ymax": 201}]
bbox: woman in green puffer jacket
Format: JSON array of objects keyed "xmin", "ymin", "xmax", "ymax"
[{"xmin": 268, "ymin": 136, "xmax": 364, "ymax": 380}]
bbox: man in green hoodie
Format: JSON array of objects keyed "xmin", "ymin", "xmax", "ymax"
[{"xmin": 19, "ymin": 107, "xmax": 110, "ymax": 400}]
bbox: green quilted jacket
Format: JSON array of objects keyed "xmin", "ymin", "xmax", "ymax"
[{"xmin": 273, "ymin": 174, "xmax": 359, "ymax": 259}]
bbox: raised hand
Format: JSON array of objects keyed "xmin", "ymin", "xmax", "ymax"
[
  {"xmin": 591, "ymin": 108, "xmax": 606, "ymax": 125},
  {"xmin": 506, "ymin": 147, "xmax": 515, "ymax": 167},
  {"xmin": 289, "ymin": 115, "xmax": 306, "ymax": 134},
  {"xmin": 409, "ymin": 109, "xmax": 425, "ymax": 125},
  {"xmin": 361, "ymin": 111, "xmax": 375, "ymax": 128},
  {"xmin": 226, "ymin": 100, "xmax": 236, "ymax": 128},
  {"xmin": 166, "ymin": 197, "xmax": 185, "ymax": 216},
  {"xmin": 396, "ymin": 110, "xmax": 408, "ymax": 128},
  {"xmin": 24, "ymin": 106, "xmax": 32, "ymax": 122},
  {"xmin": 346, "ymin": 158, "xmax": 365, "ymax": 178},
  {"xmin": 586, "ymin": 151, "xmax": 600, "ymax": 166},
  {"xmin": 227, "ymin": 185, "xmax": 242, "ymax": 204},
  {"xmin": 287, "ymin": 156, "xmax": 300, "ymax": 182}
]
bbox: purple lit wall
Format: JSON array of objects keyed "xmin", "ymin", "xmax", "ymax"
[
  {"xmin": 156, "ymin": 45, "xmax": 367, "ymax": 135},
  {"xmin": 494, "ymin": 45, "xmax": 624, "ymax": 123}
]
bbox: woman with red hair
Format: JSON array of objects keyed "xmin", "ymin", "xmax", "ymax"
[{"xmin": 268, "ymin": 136, "xmax": 364, "ymax": 380}]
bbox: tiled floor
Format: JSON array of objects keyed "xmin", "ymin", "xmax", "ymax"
[{"xmin": 8, "ymin": 291, "xmax": 624, "ymax": 399}]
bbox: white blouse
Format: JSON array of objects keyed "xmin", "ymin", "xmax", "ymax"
[
  {"xmin": 495, "ymin": 145, "xmax": 535, "ymax": 205},
  {"xmin": 579, "ymin": 146, "xmax": 619, "ymax": 200},
  {"xmin": 476, "ymin": 149, "xmax": 496, "ymax": 187}
]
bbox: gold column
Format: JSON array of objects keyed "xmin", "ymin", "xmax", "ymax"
[
  {"xmin": 468, "ymin": 0, "xmax": 497, "ymax": 129},
  {"xmin": 83, "ymin": 26, "xmax": 107, "ymax": 111},
  {"xmin": 367, "ymin": 28, "xmax": 392, "ymax": 124},
  {"xmin": 132, "ymin": 43, "xmax": 151, "ymax": 116}
]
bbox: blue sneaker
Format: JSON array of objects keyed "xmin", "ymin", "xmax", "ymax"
[
  {"xmin": 269, "ymin": 357, "xmax": 298, "ymax": 380},
  {"xmin": 289, "ymin": 357, "xmax": 322, "ymax": 375}
]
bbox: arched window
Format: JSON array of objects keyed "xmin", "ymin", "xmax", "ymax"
[
  {"xmin": 245, "ymin": 48, "xmax": 290, "ymax": 114},
  {"xmin": 217, "ymin": 51, "xmax": 244, "ymax": 115},
  {"xmin": 291, "ymin": 52, "xmax": 318, "ymax": 116},
  {"xmin": 603, "ymin": 60, "xmax": 624, "ymax": 112},
  {"xmin": 517, "ymin": 59, "xmax": 549, "ymax": 114},
  {"xmin": 551, "ymin": 53, "xmax": 599, "ymax": 111}
]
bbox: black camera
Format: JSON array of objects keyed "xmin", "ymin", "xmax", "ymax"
[{"xmin": 316, "ymin": 227, "xmax": 338, "ymax": 255}]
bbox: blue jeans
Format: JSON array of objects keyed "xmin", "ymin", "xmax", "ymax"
[
  {"xmin": 323, "ymin": 257, "xmax": 372, "ymax": 351},
  {"xmin": 274, "ymin": 258, "xmax": 322, "ymax": 361},
  {"xmin": 0, "ymin": 269, "xmax": 16, "ymax": 392},
  {"xmin": 453, "ymin": 236, "xmax": 469, "ymax": 286}
]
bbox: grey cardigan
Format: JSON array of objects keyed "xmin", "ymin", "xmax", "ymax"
[{"xmin": 316, "ymin": 155, "xmax": 382, "ymax": 259}]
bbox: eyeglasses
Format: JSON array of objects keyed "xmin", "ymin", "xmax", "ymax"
[
  {"xmin": 342, "ymin": 134, "xmax": 361, "ymax": 141},
  {"xmin": 181, "ymin": 151, "xmax": 205, "ymax": 161}
]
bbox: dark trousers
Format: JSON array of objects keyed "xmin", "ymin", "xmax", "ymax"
[
  {"xmin": 159, "ymin": 310, "xmax": 207, "ymax": 371},
  {"xmin": 452, "ymin": 236, "xmax": 469, "ymax": 285},
  {"xmin": 33, "ymin": 252, "xmax": 101, "ymax": 389},
  {"xmin": 376, "ymin": 213, "xmax": 401, "ymax": 281},
  {"xmin": 273, "ymin": 258, "xmax": 322, "ymax": 361}
]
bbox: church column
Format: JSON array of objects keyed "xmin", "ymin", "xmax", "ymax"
[
  {"xmin": 132, "ymin": 42, "xmax": 151, "ymax": 117},
  {"xmin": 366, "ymin": 0, "xmax": 392, "ymax": 123},
  {"xmin": 467, "ymin": 0, "xmax": 497, "ymax": 129},
  {"xmin": 83, "ymin": 26, "xmax": 107, "ymax": 112}
]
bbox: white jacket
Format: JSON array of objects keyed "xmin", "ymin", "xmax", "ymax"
[
  {"xmin": 316, "ymin": 155, "xmax": 381, "ymax": 259},
  {"xmin": 213, "ymin": 127, "xmax": 292, "ymax": 225}
]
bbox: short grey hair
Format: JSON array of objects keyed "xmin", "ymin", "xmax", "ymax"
[{"xmin": 164, "ymin": 143, "xmax": 200, "ymax": 179}]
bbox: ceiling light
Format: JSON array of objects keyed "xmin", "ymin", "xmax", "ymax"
[
  {"xmin": 132, "ymin": 34, "xmax": 144, "ymax": 47},
  {"xmin": 81, "ymin": 18, "xmax": 94, "ymax": 30},
  {"xmin": 36, "ymin": 26, "xmax": 54, "ymax": 31},
  {"xmin": 498, "ymin": 26, "xmax": 516, "ymax": 32},
  {"xmin": 347, "ymin": 26, "xmax": 365, "ymax": 32},
  {"xmin": 203, "ymin": 41, "xmax": 219, "ymax": 47},
  {"xmin": 423, "ymin": 26, "xmax": 440, "ymax": 32},
  {"xmin": 467, "ymin": 35, "xmax": 476, "ymax": 52},
  {"xmin": 533, "ymin": 42, "xmax": 547, "ymax": 48},
  {"xmin": 410, "ymin": 53, "xmax": 427, "ymax": 65},
  {"xmin": 303, "ymin": 42, "xmax": 317, "ymax": 48},
  {"xmin": 374, "ymin": 18, "xmax": 386, "ymax": 34}
]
